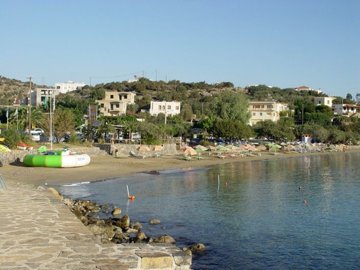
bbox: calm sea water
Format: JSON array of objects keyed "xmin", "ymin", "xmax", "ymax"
[{"xmin": 58, "ymin": 152, "xmax": 360, "ymax": 270}]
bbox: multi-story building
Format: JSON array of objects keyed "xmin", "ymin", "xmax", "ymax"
[
  {"xmin": 54, "ymin": 81, "xmax": 86, "ymax": 94},
  {"xmin": 248, "ymin": 101, "xmax": 289, "ymax": 126},
  {"xmin": 96, "ymin": 91, "xmax": 136, "ymax": 116},
  {"xmin": 149, "ymin": 101, "xmax": 181, "ymax": 117},
  {"xmin": 313, "ymin": 97, "xmax": 335, "ymax": 108},
  {"xmin": 32, "ymin": 88, "xmax": 59, "ymax": 108}
]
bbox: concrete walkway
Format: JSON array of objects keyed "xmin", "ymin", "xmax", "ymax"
[{"xmin": 0, "ymin": 181, "xmax": 191, "ymax": 270}]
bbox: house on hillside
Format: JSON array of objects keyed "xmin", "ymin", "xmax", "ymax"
[
  {"xmin": 54, "ymin": 81, "xmax": 86, "ymax": 94},
  {"xmin": 248, "ymin": 101, "xmax": 289, "ymax": 126},
  {"xmin": 295, "ymin": 86, "xmax": 322, "ymax": 94},
  {"xmin": 333, "ymin": 103, "xmax": 360, "ymax": 116},
  {"xmin": 149, "ymin": 101, "xmax": 181, "ymax": 117},
  {"xmin": 313, "ymin": 97, "xmax": 335, "ymax": 108},
  {"xmin": 96, "ymin": 91, "xmax": 136, "ymax": 116}
]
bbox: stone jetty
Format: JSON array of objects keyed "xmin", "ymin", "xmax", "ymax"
[{"xmin": 0, "ymin": 181, "xmax": 191, "ymax": 270}]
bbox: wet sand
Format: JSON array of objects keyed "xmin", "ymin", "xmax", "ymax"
[{"xmin": 1, "ymin": 149, "xmax": 355, "ymax": 186}]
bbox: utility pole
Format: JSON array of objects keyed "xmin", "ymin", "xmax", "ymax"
[
  {"xmin": 49, "ymin": 90, "xmax": 53, "ymax": 150},
  {"xmin": 27, "ymin": 76, "xmax": 32, "ymax": 132}
]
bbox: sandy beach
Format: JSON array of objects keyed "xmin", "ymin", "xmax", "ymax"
[{"xmin": 1, "ymin": 149, "xmax": 355, "ymax": 187}]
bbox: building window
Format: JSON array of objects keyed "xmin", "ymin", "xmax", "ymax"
[
  {"xmin": 260, "ymin": 113, "xmax": 262, "ymax": 116},
  {"xmin": 253, "ymin": 112, "xmax": 256, "ymax": 116},
  {"xmin": 158, "ymin": 105, "xmax": 162, "ymax": 110},
  {"xmin": 267, "ymin": 105, "xmax": 273, "ymax": 109},
  {"xmin": 167, "ymin": 105, "xmax": 171, "ymax": 110},
  {"xmin": 110, "ymin": 95, "xmax": 114, "ymax": 99},
  {"xmin": 100, "ymin": 103, "xmax": 104, "ymax": 108},
  {"xmin": 176, "ymin": 106, "xmax": 179, "ymax": 110}
]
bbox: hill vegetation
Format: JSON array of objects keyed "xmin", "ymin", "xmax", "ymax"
[{"xmin": 0, "ymin": 75, "xmax": 359, "ymax": 147}]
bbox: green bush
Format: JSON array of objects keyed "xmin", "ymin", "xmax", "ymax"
[{"xmin": 2, "ymin": 128, "xmax": 22, "ymax": 149}]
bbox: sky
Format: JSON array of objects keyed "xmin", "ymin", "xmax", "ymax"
[{"xmin": 0, "ymin": 0, "xmax": 359, "ymax": 97}]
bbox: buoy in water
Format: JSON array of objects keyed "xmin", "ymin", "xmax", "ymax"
[{"xmin": 127, "ymin": 185, "xmax": 136, "ymax": 201}]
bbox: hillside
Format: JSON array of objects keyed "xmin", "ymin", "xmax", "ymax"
[{"xmin": 0, "ymin": 76, "xmax": 32, "ymax": 105}]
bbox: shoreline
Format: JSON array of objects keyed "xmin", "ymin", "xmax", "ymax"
[
  {"xmin": 2, "ymin": 147, "xmax": 358, "ymax": 269},
  {"xmin": 1, "ymin": 148, "xmax": 359, "ymax": 187}
]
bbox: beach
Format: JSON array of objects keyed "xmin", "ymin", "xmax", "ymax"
[
  {"xmin": 1, "ymin": 148, "xmax": 356, "ymax": 186},
  {"xmin": 0, "ymin": 151, "xmax": 313, "ymax": 186}
]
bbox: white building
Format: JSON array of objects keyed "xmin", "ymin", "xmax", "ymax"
[
  {"xmin": 313, "ymin": 97, "xmax": 335, "ymax": 108},
  {"xmin": 333, "ymin": 103, "xmax": 359, "ymax": 116},
  {"xmin": 150, "ymin": 101, "xmax": 181, "ymax": 117},
  {"xmin": 54, "ymin": 81, "xmax": 86, "ymax": 94},
  {"xmin": 96, "ymin": 91, "xmax": 136, "ymax": 116},
  {"xmin": 33, "ymin": 88, "xmax": 59, "ymax": 108},
  {"xmin": 248, "ymin": 101, "xmax": 289, "ymax": 126}
]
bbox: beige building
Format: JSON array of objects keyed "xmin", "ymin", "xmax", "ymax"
[
  {"xmin": 149, "ymin": 101, "xmax": 181, "ymax": 117},
  {"xmin": 248, "ymin": 101, "xmax": 289, "ymax": 126},
  {"xmin": 32, "ymin": 88, "xmax": 59, "ymax": 108},
  {"xmin": 97, "ymin": 91, "xmax": 136, "ymax": 116},
  {"xmin": 313, "ymin": 97, "xmax": 335, "ymax": 108}
]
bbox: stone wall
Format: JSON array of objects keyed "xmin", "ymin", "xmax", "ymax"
[{"xmin": 94, "ymin": 143, "xmax": 179, "ymax": 157}]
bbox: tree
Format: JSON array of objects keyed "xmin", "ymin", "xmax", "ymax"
[
  {"xmin": 44, "ymin": 108, "xmax": 75, "ymax": 142},
  {"xmin": 180, "ymin": 103, "xmax": 193, "ymax": 121},
  {"xmin": 213, "ymin": 119, "xmax": 253, "ymax": 140},
  {"xmin": 209, "ymin": 90, "xmax": 250, "ymax": 124},
  {"xmin": 346, "ymin": 93, "xmax": 353, "ymax": 101}
]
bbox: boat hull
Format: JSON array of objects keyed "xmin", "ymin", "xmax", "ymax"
[{"xmin": 23, "ymin": 154, "xmax": 91, "ymax": 168}]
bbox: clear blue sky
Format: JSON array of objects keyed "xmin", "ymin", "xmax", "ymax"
[{"xmin": 0, "ymin": 0, "xmax": 359, "ymax": 97}]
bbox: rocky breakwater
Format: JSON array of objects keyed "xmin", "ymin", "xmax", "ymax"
[{"xmin": 50, "ymin": 188, "xmax": 195, "ymax": 270}]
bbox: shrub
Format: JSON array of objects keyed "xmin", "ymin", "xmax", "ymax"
[{"xmin": 2, "ymin": 128, "xmax": 22, "ymax": 149}]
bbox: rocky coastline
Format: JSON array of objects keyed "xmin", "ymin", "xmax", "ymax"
[{"xmin": 48, "ymin": 187, "xmax": 206, "ymax": 268}]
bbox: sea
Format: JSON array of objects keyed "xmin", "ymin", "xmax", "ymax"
[{"xmin": 58, "ymin": 152, "xmax": 360, "ymax": 270}]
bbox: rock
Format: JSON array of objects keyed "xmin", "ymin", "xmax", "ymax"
[
  {"xmin": 118, "ymin": 215, "xmax": 130, "ymax": 230},
  {"xmin": 112, "ymin": 232, "xmax": 129, "ymax": 244},
  {"xmin": 132, "ymin": 222, "xmax": 143, "ymax": 230},
  {"xmin": 126, "ymin": 228, "xmax": 138, "ymax": 234},
  {"xmin": 149, "ymin": 218, "xmax": 161, "ymax": 225},
  {"xmin": 153, "ymin": 235, "xmax": 176, "ymax": 244},
  {"xmin": 136, "ymin": 231, "xmax": 147, "ymax": 241},
  {"xmin": 182, "ymin": 248, "xmax": 192, "ymax": 256},
  {"xmin": 87, "ymin": 223, "xmax": 115, "ymax": 240},
  {"xmin": 189, "ymin": 243, "xmax": 206, "ymax": 253},
  {"xmin": 112, "ymin": 207, "xmax": 122, "ymax": 216},
  {"xmin": 101, "ymin": 204, "xmax": 110, "ymax": 213},
  {"xmin": 63, "ymin": 198, "xmax": 74, "ymax": 207}
]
